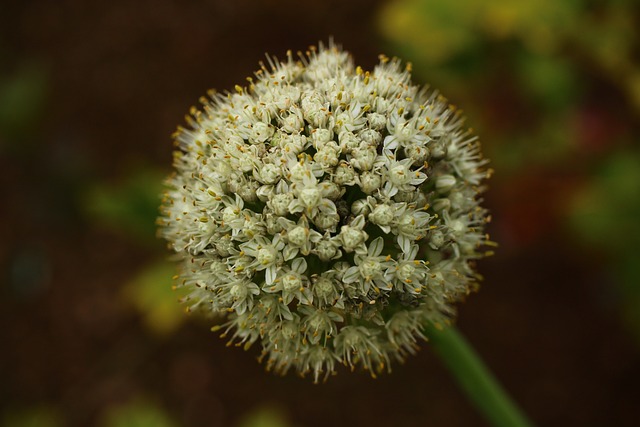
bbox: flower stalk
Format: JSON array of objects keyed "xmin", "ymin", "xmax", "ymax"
[{"xmin": 427, "ymin": 325, "xmax": 535, "ymax": 427}]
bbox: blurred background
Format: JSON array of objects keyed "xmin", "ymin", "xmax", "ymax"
[{"xmin": 1, "ymin": 0, "xmax": 639, "ymax": 426}]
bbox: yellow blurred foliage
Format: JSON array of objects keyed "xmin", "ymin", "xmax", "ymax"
[
  {"xmin": 122, "ymin": 262, "xmax": 186, "ymax": 337},
  {"xmin": 100, "ymin": 399, "xmax": 178, "ymax": 427},
  {"xmin": 379, "ymin": 0, "xmax": 640, "ymax": 115},
  {"xmin": 379, "ymin": 0, "xmax": 579, "ymax": 61}
]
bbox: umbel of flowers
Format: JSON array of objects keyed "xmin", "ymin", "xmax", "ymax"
[{"xmin": 158, "ymin": 42, "xmax": 491, "ymax": 382}]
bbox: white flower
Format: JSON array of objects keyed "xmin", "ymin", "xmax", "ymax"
[
  {"xmin": 255, "ymin": 163, "xmax": 282, "ymax": 185},
  {"xmin": 367, "ymin": 112, "xmax": 387, "ymax": 130},
  {"xmin": 405, "ymin": 142, "xmax": 430, "ymax": 165},
  {"xmin": 267, "ymin": 181, "xmax": 294, "ymax": 216},
  {"xmin": 368, "ymin": 199, "xmax": 401, "ymax": 233},
  {"xmin": 343, "ymin": 237, "xmax": 395, "ymax": 295},
  {"xmin": 336, "ymin": 215, "xmax": 369, "ymax": 253},
  {"xmin": 333, "ymin": 326, "xmax": 387, "ymax": 374},
  {"xmin": 351, "ymin": 199, "xmax": 371, "ymax": 216},
  {"xmin": 350, "ymin": 146, "xmax": 378, "ymax": 171},
  {"xmin": 384, "ymin": 114, "xmax": 429, "ymax": 151},
  {"xmin": 383, "ymin": 157, "xmax": 428, "ymax": 197},
  {"xmin": 278, "ymin": 215, "xmax": 322, "ymax": 260},
  {"xmin": 251, "ymin": 121, "xmax": 275, "ymax": 143},
  {"xmin": 314, "ymin": 145, "xmax": 340, "ymax": 169},
  {"xmin": 360, "ymin": 129, "xmax": 382, "ymax": 146},
  {"xmin": 226, "ymin": 277, "xmax": 260, "ymax": 315},
  {"xmin": 265, "ymin": 257, "xmax": 312, "ymax": 305},
  {"xmin": 159, "ymin": 42, "xmax": 490, "ymax": 382},
  {"xmin": 300, "ymin": 305, "xmax": 343, "ymax": 345},
  {"xmin": 385, "ymin": 243, "xmax": 428, "ymax": 295},
  {"xmin": 313, "ymin": 233, "xmax": 342, "ymax": 261},
  {"xmin": 311, "ymin": 128, "xmax": 334, "ymax": 149},
  {"xmin": 241, "ymin": 234, "xmax": 285, "ymax": 285},
  {"xmin": 333, "ymin": 161, "xmax": 357, "ymax": 186},
  {"xmin": 394, "ymin": 207, "xmax": 432, "ymax": 253},
  {"xmin": 288, "ymin": 162, "xmax": 338, "ymax": 218},
  {"xmin": 312, "ymin": 211, "xmax": 341, "ymax": 232},
  {"xmin": 301, "ymin": 91, "xmax": 330, "ymax": 127},
  {"xmin": 335, "ymin": 102, "xmax": 367, "ymax": 133},
  {"xmin": 338, "ymin": 131, "xmax": 360, "ymax": 153},
  {"xmin": 359, "ymin": 170, "xmax": 382, "ymax": 194},
  {"xmin": 281, "ymin": 106, "xmax": 304, "ymax": 133},
  {"xmin": 312, "ymin": 271, "xmax": 341, "ymax": 306}
]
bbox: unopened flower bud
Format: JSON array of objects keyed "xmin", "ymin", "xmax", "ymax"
[
  {"xmin": 370, "ymin": 204, "xmax": 394, "ymax": 226},
  {"xmin": 359, "ymin": 171, "xmax": 382, "ymax": 194},
  {"xmin": 436, "ymin": 174, "xmax": 456, "ymax": 193},
  {"xmin": 351, "ymin": 199, "xmax": 370, "ymax": 216}
]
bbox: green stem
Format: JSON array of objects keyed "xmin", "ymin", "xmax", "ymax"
[{"xmin": 426, "ymin": 325, "xmax": 535, "ymax": 427}]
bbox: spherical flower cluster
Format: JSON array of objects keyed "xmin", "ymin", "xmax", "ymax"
[{"xmin": 158, "ymin": 42, "xmax": 492, "ymax": 382}]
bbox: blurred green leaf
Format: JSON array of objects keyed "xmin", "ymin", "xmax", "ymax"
[
  {"xmin": 377, "ymin": 0, "xmax": 484, "ymax": 88},
  {"xmin": 101, "ymin": 400, "xmax": 178, "ymax": 427},
  {"xmin": 573, "ymin": 5, "xmax": 635, "ymax": 73},
  {"xmin": 0, "ymin": 62, "xmax": 48, "ymax": 142},
  {"xmin": 628, "ymin": 69, "xmax": 640, "ymax": 114},
  {"xmin": 516, "ymin": 51, "xmax": 580, "ymax": 111},
  {"xmin": 2, "ymin": 405, "xmax": 61, "ymax": 427},
  {"xmin": 378, "ymin": 0, "xmax": 584, "ymax": 64},
  {"xmin": 83, "ymin": 168, "xmax": 165, "ymax": 244},
  {"xmin": 237, "ymin": 406, "xmax": 292, "ymax": 427},
  {"xmin": 487, "ymin": 115, "xmax": 574, "ymax": 173},
  {"xmin": 122, "ymin": 261, "xmax": 185, "ymax": 336},
  {"xmin": 569, "ymin": 150, "xmax": 640, "ymax": 253},
  {"xmin": 569, "ymin": 149, "xmax": 640, "ymax": 343}
]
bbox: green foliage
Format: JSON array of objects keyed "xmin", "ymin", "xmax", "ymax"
[
  {"xmin": 0, "ymin": 62, "xmax": 48, "ymax": 143},
  {"xmin": 83, "ymin": 168, "xmax": 165, "ymax": 244},
  {"xmin": 2, "ymin": 405, "xmax": 61, "ymax": 427},
  {"xmin": 100, "ymin": 400, "xmax": 177, "ymax": 427},
  {"xmin": 378, "ymin": 0, "xmax": 638, "ymax": 172},
  {"xmin": 569, "ymin": 150, "xmax": 640, "ymax": 253},
  {"xmin": 378, "ymin": 0, "xmax": 584, "ymax": 76},
  {"xmin": 569, "ymin": 149, "xmax": 640, "ymax": 342},
  {"xmin": 515, "ymin": 51, "xmax": 580, "ymax": 112},
  {"xmin": 237, "ymin": 406, "xmax": 292, "ymax": 427}
]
